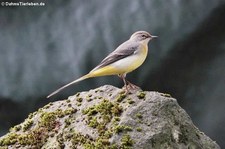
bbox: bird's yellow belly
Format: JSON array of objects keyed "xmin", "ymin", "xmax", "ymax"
[{"xmin": 90, "ymin": 65, "xmax": 119, "ymax": 77}]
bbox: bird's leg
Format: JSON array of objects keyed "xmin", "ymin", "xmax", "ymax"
[
  {"xmin": 118, "ymin": 74, "xmax": 129, "ymax": 93},
  {"xmin": 118, "ymin": 74, "xmax": 141, "ymax": 93}
]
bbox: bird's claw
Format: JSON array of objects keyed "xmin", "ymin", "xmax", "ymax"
[{"xmin": 122, "ymin": 82, "xmax": 141, "ymax": 94}]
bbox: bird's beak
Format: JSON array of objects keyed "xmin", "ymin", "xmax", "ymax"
[{"xmin": 151, "ymin": 35, "xmax": 158, "ymax": 38}]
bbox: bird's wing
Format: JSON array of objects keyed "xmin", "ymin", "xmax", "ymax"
[{"xmin": 91, "ymin": 41, "xmax": 139, "ymax": 71}]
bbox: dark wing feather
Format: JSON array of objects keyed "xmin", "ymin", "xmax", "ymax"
[{"xmin": 91, "ymin": 42, "xmax": 139, "ymax": 71}]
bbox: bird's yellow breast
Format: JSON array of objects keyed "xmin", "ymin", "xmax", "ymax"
[{"xmin": 124, "ymin": 43, "xmax": 148, "ymax": 72}]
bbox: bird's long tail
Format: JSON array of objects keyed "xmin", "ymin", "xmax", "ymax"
[{"xmin": 47, "ymin": 73, "xmax": 92, "ymax": 98}]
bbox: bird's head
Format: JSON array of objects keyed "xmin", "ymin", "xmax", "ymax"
[{"xmin": 130, "ymin": 31, "xmax": 157, "ymax": 43}]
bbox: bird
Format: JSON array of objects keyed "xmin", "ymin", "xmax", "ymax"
[{"xmin": 47, "ymin": 31, "xmax": 157, "ymax": 98}]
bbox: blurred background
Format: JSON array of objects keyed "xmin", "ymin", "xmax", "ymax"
[{"xmin": 0, "ymin": 0, "xmax": 225, "ymax": 147}]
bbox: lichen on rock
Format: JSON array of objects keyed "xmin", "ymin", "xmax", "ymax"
[{"xmin": 0, "ymin": 85, "xmax": 221, "ymax": 149}]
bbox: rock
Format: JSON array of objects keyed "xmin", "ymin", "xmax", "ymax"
[{"xmin": 0, "ymin": 85, "xmax": 220, "ymax": 149}]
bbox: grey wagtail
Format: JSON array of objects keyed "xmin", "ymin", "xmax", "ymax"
[{"xmin": 47, "ymin": 31, "xmax": 157, "ymax": 98}]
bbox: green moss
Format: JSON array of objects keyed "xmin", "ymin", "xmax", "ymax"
[
  {"xmin": 86, "ymin": 97, "xmax": 93, "ymax": 102},
  {"xmin": 71, "ymin": 132, "xmax": 92, "ymax": 146},
  {"xmin": 37, "ymin": 108, "xmax": 44, "ymax": 113},
  {"xmin": 17, "ymin": 134, "xmax": 35, "ymax": 145},
  {"xmin": 111, "ymin": 103, "xmax": 123, "ymax": 116},
  {"xmin": 96, "ymin": 138, "xmax": 110, "ymax": 146},
  {"xmin": 0, "ymin": 133, "xmax": 18, "ymax": 146},
  {"xmin": 23, "ymin": 119, "xmax": 33, "ymax": 131},
  {"xmin": 138, "ymin": 120, "xmax": 143, "ymax": 124},
  {"xmin": 113, "ymin": 117, "xmax": 121, "ymax": 123},
  {"xmin": 0, "ymin": 106, "xmax": 79, "ymax": 147},
  {"xmin": 135, "ymin": 113, "xmax": 143, "ymax": 119},
  {"xmin": 114, "ymin": 125, "xmax": 133, "ymax": 134},
  {"xmin": 10, "ymin": 124, "xmax": 21, "ymax": 132},
  {"xmin": 88, "ymin": 117, "xmax": 99, "ymax": 128},
  {"xmin": 160, "ymin": 93, "xmax": 172, "ymax": 97},
  {"xmin": 92, "ymin": 99, "xmax": 123, "ymax": 124},
  {"xmin": 96, "ymin": 99, "xmax": 113, "ymax": 114},
  {"xmin": 82, "ymin": 107, "xmax": 98, "ymax": 116},
  {"xmin": 136, "ymin": 127, "xmax": 142, "ymax": 132},
  {"xmin": 94, "ymin": 89, "xmax": 104, "ymax": 93},
  {"xmin": 75, "ymin": 92, "xmax": 80, "ymax": 97},
  {"xmin": 110, "ymin": 144, "xmax": 119, "ymax": 149},
  {"xmin": 121, "ymin": 134, "xmax": 133, "ymax": 147},
  {"xmin": 83, "ymin": 135, "xmax": 117, "ymax": 149},
  {"xmin": 71, "ymin": 132, "xmax": 84, "ymax": 145},
  {"xmin": 104, "ymin": 130, "xmax": 113, "ymax": 139},
  {"xmin": 76, "ymin": 97, "xmax": 83, "ymax": 102},
  {"xmin": 76, "ymin": 102, "xmax": 82, "ymax": 106},
  {"xmin": 52, "ymin": 108, "xmax": 77, "ymax": 120},
  {"xmin": 84, "ymin": 143, "xmax": 94, "ymax": 149},
  {"xmin": 98, "ymin": 96, "xmax": 103, "ymax": 99},
  {"xmin": 116, "ymin": 93, "xmax": 126, "ymax": 102},
  {"xmin": 88, "ymin": 94, "xmax": 92, "ymax": 97},
  {"xmin": 64, "ymin": 132, "xmax": 72, "ymax": 140},
  {"xmin": 39, "ymin": 112, "xmax": 57, "ymax": 131},
  {"xmin": 112, "ymin": 117, "xmax": 121, "ymax": 126},
  {"xmin": 65, "ymin": 118, "xmax": 72, "ymax": 127},
  {"xmin": 0, "ymin": 127, "xmax": 47, "ymax": 147},
  {"xmin": 31, "ymin": 128, "xmax": 49, "ymax": 147},
  {"xmin": 57, "ymin": 133, "xmax": 64, "ymax": 148},
  {"xmin": 63, "ymin": 108, "xmax": 77, "ymax": 115},
  {"xmin": 97, "ymin": 123, "xmax": 106, "ymax": 135},
  {"xmin": 81, "ymin": 98, "xmax": 127, "ymax": 148},
  {"xmin": 137, "ymin": 91, "xmax": 146, "ymax": 99},
  {"xmin": 43, "ymin": 104, "xmax": 51, "ymax": 109},
  {"xmin": 55, "ymin": 109, "xmax": 63, "ymax": 118},
  {"xmin": 127, "ymin": 98, "xmax": 135, "ymax": 104},
  {"xmin": 0, "ymin": 110, "xmax": 61, "ymax": 147},
  {"xmin": 28, "ymin": 111, "xmax": 37, "ymax": 119}
]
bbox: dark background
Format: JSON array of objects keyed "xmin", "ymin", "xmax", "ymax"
[{"xmin": 0, "ymin": 0, "xmax": 225, "ymax": 147}]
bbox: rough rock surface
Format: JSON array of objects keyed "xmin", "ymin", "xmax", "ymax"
[{"xmin": 0, "ymin": 85, "xmax": 220, "ymax": 149}]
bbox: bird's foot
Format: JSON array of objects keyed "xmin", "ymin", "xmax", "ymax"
[
  {"xmin": 122, "ymin": 82, "xmax": 141, "ymax": 94},
  {"xmin": 127, "ymin": 82, "xmax": 141, "ymax": 90}
]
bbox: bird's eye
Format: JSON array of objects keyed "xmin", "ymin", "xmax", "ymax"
[{"xmin": 141, "ymin": 35, "xmax": 146, "ymax": 38}]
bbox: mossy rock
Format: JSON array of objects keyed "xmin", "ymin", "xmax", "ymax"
[{"xmin": 0, "ymin": 85, "xmax": 220, "ymax": 149}]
